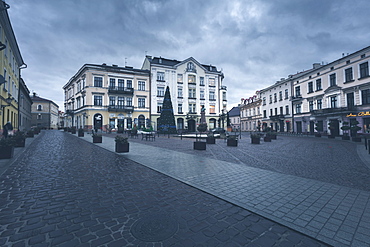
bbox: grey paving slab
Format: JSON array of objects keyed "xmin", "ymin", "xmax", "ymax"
[{"xmin": 77, "ymin": 133, "xmax": 370, "ymax": 247}]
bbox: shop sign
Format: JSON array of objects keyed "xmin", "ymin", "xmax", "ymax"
[{"xmin": 346, "ymin": 111, "xmax": 370, "ymax": 117}]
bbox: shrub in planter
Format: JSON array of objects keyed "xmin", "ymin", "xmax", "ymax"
[
  {"xmin": 26, "ymin": 130, "xmax": 34, "ymax": 138},
  {"xmin": 341, "ymin": 121, "xmax": 350, "ymax": 140},
  {"xmin": 115, "ymin": 135, "xmax": 129, "ymax": 153},
  {"xmin": 13, "ymin": 131, "xmax": 26, "ymax": 147},
  {"xmin": 71, "ymin": 127, "xmax": 77, "ymax": 134},
  {"xmin": 350, "ymin": 120, "xmax": 362, "ymax": 142},
  {"xmin": 264, "ymin": 136, "xmax": 271, "ymax": 142},
  {"xmin": 0, "ymin": 138, "xmax": 15, "ymax": 159},
  {"xmin": 194, "ymin": 141, "xmax": 206, "ymax": 150},
  {"xmin": 78, "ymin": 128, "xmax": 84, "ymax": 137},
  {"xmin": 266, "ymin": 132, "xmax": 277, "ymax": 140},
  {"xmin": 92, "ymin": 131, "xmax": 102, "ymax": 143},
  {"xmin": 206, "ymin": 132, "xmax": 216, "ymax": 144},
  {"xmin": 227, "ymin": 135, "xmax": 238, "ymax": 147}
]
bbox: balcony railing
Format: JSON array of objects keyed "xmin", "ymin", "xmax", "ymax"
[
  {"xmin": 311, "ymin": 107, "xmax": 355, "ymax": 115},
  {"xmin": 108, "ymin": 87, "xmax": 134, "ymax": 95},
  {"xmin": 108, "ymin": 105, "xmax": 134, "ymax": 113}
]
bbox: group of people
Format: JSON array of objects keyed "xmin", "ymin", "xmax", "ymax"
[{"xmin": 2, "ymin": 121, "xmax": 13, "ymax": 139}]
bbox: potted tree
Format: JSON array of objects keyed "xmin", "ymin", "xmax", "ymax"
[
  {"xmin": 251, "ymin": 133, "xmax": 260, "ymax": 144},
  {"xmin": 71, "ymin": 127, "xmax": 77, "ymax": 134},
  {"xmin": 0, "ymin": 138, "xmax": 15, "ymax": 159},
  {"xmin": 264, "ymin": 134, "xmax": 271, "ymax": 142},
  {"xmin": 314, "ymin": 122, "xmax": 322, "ymax": 137},
  {"xmin": 341, "ymin": 121, "xmax": 350, "ymax": 140},
  {"xmin": 115, "ymin": 135, "xmax": 129, "ymax": 153},
  {"xmin": 13, "ymin": 131, "xmax": 26, "ymax": 147},
  {"xmin": 194, "ymin": 124, "xmax": 207, "ymax": 150},
  {"xmin": 350, "ymin": 120, "xmax": 362, "ymax": 142},
  {"xmin": 92, "ymin": 131, "xmax": 102, "ymax": 143},
  {"xmin": 206, "ymin": 132, "xmax": 216, "ymax": 144},
  {"xmin": 78, "ymin": 128, "xmax": 84, "ymax": 137},
  {"xmin": 227, "ymin": 134, "xmax": 238, "ymax": 147},
  {"xmin": 267, "ymin": 131, "xmax": 277, "ymax": 140}
]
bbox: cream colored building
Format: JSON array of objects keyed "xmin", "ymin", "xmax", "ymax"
[
  {"xmin": 142, "ymin": 56, "xmax": 227, "ymax": 132},
  {"xmin": 30, "ymin": 93, "xmax": 59, "ymax": 129},
  {"xmin": 240, "ymin": 95, "xmax": 262, "ymax": 132},
  {"xmin": 63, "ymin": 64, "xmax": 150, "ymax": 131}
]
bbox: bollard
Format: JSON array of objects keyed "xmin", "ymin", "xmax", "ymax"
[
  {"xmin": 368, "ymin": 139, "xmax": 370, "ymax": 154},
  {"xmin": 365, "ymin": 138, "xmax": 368, "ymax": 150}
]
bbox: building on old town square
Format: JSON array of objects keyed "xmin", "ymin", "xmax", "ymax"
[
  {"xmin": 30, "ymin": 93, "xmax": 59, "ymax": 129},
  {"xmin": 291, "ymin": 46, "xmax": 370, "ymax": 136},
  {"xmin": 228, "ymin": 106, "xmax": 240, "ymax": 131},
  {"xmin": 142, "ymin": 56, "xmax": 227, "ymax": 132},
  {"xmin": 63, "ymin": 64, "xmax": 150, "ymax": 131},
  {"xmin": 240, "ymin": 95, "xmax": 262, "ymax": 132},
  {"xmin": 18, "ymin": 78, "xmax": 32, "ymax": 131}
]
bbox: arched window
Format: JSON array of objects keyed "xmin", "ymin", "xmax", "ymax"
[{"xmin": 37, "ymin": 104, "xmax": 42, "ymax": 111}]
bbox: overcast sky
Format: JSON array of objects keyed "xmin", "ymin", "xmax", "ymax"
[{"xmin": 8, "ymin": 0, "xmax": 370, "ymax": 111}]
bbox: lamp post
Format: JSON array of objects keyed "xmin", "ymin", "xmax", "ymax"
[
  {"xmin": 219, "ymin": 109, "xmax": 226, "ymax": 129},
  {"xmin": 1, "ymin": 96, "xmax": 13, "ymax": 129}
]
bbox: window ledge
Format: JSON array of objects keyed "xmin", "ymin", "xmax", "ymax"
[
  {"xmin": 344, "ymin": 80, "xmax": 355, "ymax": 84},
  {"xmin": 359, "ymin": 75, "xmax": 370, "ymax": 80}
]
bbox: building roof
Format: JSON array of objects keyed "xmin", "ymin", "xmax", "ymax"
[
  {"xmin": 30, "ymin": 93, "xmax": 59, "ymax": 107},
  {"xmin": 228, "ymin": 106, "xmax": 240, "ymax": 117}
]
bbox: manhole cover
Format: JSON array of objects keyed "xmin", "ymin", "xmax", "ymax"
[{"xmin": 130, "ymin": 213, "xmax": 178, "ymax": 242}]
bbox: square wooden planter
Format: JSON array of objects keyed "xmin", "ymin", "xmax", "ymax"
[
  {"xmin": 14, "ymin": 139, "xmax": 26, "ymax": 147},
  {"xmin": 116, "ymin": 143, "xmax": 129, "ymax": 153},
  {"xmin": 194, "ymin": 141, "xmax": 206, "ymax": 150},
  {"xmin": 78, "ymin": 132, "xmax": 84, "ymax": 137},
  {"xmin": 342, "ymin": 135, "xmax": 350, "ymax": 140},
  {"xmin": 206, "ymin": 137, "xmax": 216, "ymax": 144},
  {"xmin": 227, "ymin": 139, "xmax": 238, "ymax": 147},
  {"xmin": 251, "ymin": 137, "xmax": 260, "ymax": 144},
  {"xmin": 0, "ymin": 146, "xmax": 14, "ymax": 159},
  {"xmin": 93, "ymin": 136, "xmax": 102, "ymax": 143},
  {"xmin": 264, "ymin": 136, "xmax": 271, "ymax": 142}
]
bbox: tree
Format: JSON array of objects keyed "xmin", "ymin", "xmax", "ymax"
[{"xmin": 158, "ymin": 86, "xmax": 177, "ymax": 134}]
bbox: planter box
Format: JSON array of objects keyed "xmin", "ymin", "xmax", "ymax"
[
  {"xmin": 27, "ymin": 132, "xmax": 34, "ymax": 138},
  {"xmin": 116, "ymin": 142, "xmax": 129, "ymax": 153},
  {"xmin": 206, "ymin": 137, "xmax": 216, "ymax": 144},
  {"xmin": 0, "ymin": 146, "xmax": 14, "ymax": 159},
  {"xmin": 328, "ymin": 135, "xmax": 335, "ymax": 139},
  {"xmin": 264, "ymin": 136, "xmax": 271, "ymax": 142},
  {"xmin": 251, "ymin": 137, "xmax": 260, "ymax": 144},
  {"xmin": 352, "ymin": 137, "xmax": 361, "ymax": 142},
  {"xmin": 14, "ymin": 139, "xmax": 26, "ymax": 147},
  {"xmin": 227, "ymin": 139, "xmax": 238, "ymax": 147},
  {"xmin": 315, "ymin": 133, "xmax": 321, "ymax": 137},
  {"xmin": 194, "ymin": 141, "xmax": 206, "ymax": 150},
  {"xmin": 93, "ymin": 136, "xmax": 102, "ymax": 143},
  {"xmin": 78, "ymin": 132, "xmax": 84, "ymax": 137},
  {"xmin": 342, "ymin": 135, "xmax": 350, "ymax": 140},
  {"xmin": 269, "ymin": 135, "xmax": 277, "ymax": 140}
]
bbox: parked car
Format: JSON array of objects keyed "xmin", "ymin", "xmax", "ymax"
[{"xmin": 211, "ymin": 128, "xmax": 226, "ymax": 134}]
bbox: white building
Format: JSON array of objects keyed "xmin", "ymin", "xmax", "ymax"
[{"xmin": 142, "ymin": 56, "xmax": 227, "ymax": 132}]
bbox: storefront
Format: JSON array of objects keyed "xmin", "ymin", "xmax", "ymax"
[{"xmin": 345, "ymin": 110, "xmax": 370, "ymax": 134}]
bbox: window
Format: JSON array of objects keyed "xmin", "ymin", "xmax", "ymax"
[
  {"xmin": 362, "ymin": 89, "xmax": 370, "ymax": 104},
  {"xmin": 308, "ymin": 81, "xmax": 313, "ymax": 93},
  {"xmin": 285, "ymin": 105, "xmax": 289, "ymax": 115},
  {"xmin": 200, "ymin": 90, "xmax": 205, "ymax": 100},
  {"xmin": 274, "ymin": 93, "xmax": 277, "ymax": 102},
  {"xmin": 109, "ymin": 96, "xmax": 115, "ymax": 106},
  {"xmin": 178, "ymin": 103, "xmax": 183, "ymax": 113},
  {"xmin": 209, "ymin": 105, "xmax": 215, "ymax": 114},
  {"xmin": 330, "ymin": 96, "xmax": 337, "ymax": 108},
  {"xmin": 118, "ymin": 79, "xmax": 124, "ymax": 90},
  {"xmin": 270, "ymin": 109, "xmax": 273, "ymax": 116},
  {"xmin": 309, "ymin": 101, "xmax": 314, "ymax": 111},
  {"xmin": 117, "ymin": 97, "xmax": 124, "ymax": 106},
  {"xmin": 138, "ymin": 81, "xmax": 145, "ymax": 91},
  {"xmin": 280, "ymin": 106, "xmax": 283, "ymax": 115},
  {"xmin": 126, "ymin": 80, "xmax": 132, "ymax": 88},
  {"xmin": 263, "ymin": 110, "xmax": 267, "ymax": 118},
  {"xmin": 208, "ymin": 78, "xmax": 215, "ymax": 87},
  {"xmin": 279, "ymin": 91, "xmax": 282, "ymax": 101},
  {"xmin": 295, "ymin": 86, "xmax": 301, "ymax": 97},
  {"xmin": 200, "ymin": 77, "xmax": 204, "ymax": 86},
  {"xmin": 157, "ymin": 72, "xmax": 165, "ymax": 81},
  {"xmin": 285, "ymin": 89, "xmax": 289, "ymax": 99},
  {"xmin": 295, "ymin": 104, "xmax": 301, "ymax": 114},
  {"xmin": 360, "ymin": 62, "xmax": 369, "ymax": 78},
  {"xmin": 316, "ymin": 79, "xmax": 322, "ymax": 91},
  {"xmin": 157, "ymin": 102, "xmax": 163, "ymax": 113},
  {"xmin": 345, "ymin": 68, "xmax": 353, "ymax": 82},
  {"xmin": 109, "ymin": 78, "xmax": 115, "ymax": 89},
  {"xmin": 37, "ymin": 104, "xmax": 42, "ymax": 111},
  {"xmin": 126, "ymin": 97, "xmax": 132, "ymax": 106},
  {"xmin": 189, "ymin": 88, "xmax": 196, "ymax": 98},
  {"xmin": 188, "ymin": 75, "xmax": 196, "ymax": 84},
  {"xmin": 94, "ymin": 77, "xmax": 103, "ymax": 87},
  {"xmin": 157, "ymin": 86, "xmax": 165, "ymax": 97},
  {"xmin": 329, "ymin": 74, "xmax": 336, "ymax": 87},
  {"xmin": 189, "ymin": 103, "xmax": 196, "ymax": 113},
  {"xmin": 209, "ymin": 91, "xmax": 215, "ymax": 100},
  {"xmin": 178, "ymin": 87, "xmax": 183, "ymax": 98},
  {"xmin": 263, "ymin": 97, "xmax": 266, "ymax": 105},
  {"xmin": 177, "ymin": 74, "xmax": 183, "ymax": 83},
  {"xmin": 94, "ymin": 95, "xmax": 102, "ymax": 106},
  {"xmin": 138, "ymin": 98, "xmax": 145, "ymax": 108},
  {"xmin": 37, "ymin": 114, "xmax": 42, "ymax": 120},
  {"xmin": 347, "ymin": 92, "xmax": 355, "ymax": 109},
  {"xmin": 269, "ymin": 95, "xmax": 272, "ymax": 104},
  {"xmin": 274, "ymin": 108, "xmax": 278, "ymax": 115},
  {"xmin": 317, "ymin": 99, "xmax": 322, "ymax": 109},
  {"xmin": 222, "ymin": 92, "xmax": 226, "ymax": 101}
]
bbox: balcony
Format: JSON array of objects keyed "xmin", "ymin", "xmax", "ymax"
[
  {"xmin": 108, "ymin": 105, "xmax": 134, "ymax": 113},
  {"xmin": 108, "ymin": 87, "xmax": 134, "ymax": 95},
  {"xmin": 269, "ymin": 114, "xmax": 285, "ymax": 121},
  {"xmin": 291, "ymin": 95, "xmax": 302, "ymax": 102}
]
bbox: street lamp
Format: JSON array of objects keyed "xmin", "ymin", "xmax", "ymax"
[{"xmin": 1, "ymin": 96, "xmax": 14, "ymax": 127}]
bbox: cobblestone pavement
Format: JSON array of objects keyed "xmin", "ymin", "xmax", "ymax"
[
  {"xmin": 125, "ymin": 133, "xmax": 370, "ymax": 192},
  {"xmin": 0, "ymin": 130, "xmax": 329, "ymax": 246},
  {"xmin": 87, "ymin": 131, "xmax": 370, "ymax": 247}
]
